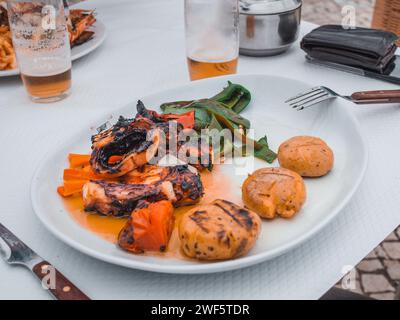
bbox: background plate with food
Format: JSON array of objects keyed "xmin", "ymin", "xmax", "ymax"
[
  {"xmin": 0, "ymin": 4, "xmax": 106, "ymax": 77},
  {"xmin": 31, "ymin": 74, "xmax": 368, "ymax": 274}
]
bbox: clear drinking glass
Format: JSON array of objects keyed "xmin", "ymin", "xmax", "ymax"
[
  {"xmin": 7, "ymin": 0, "xmax": 71, "ymax": 102},
  {"xmin": 185, "ymin": 0, "xmax": 239, "ymax": 81}
]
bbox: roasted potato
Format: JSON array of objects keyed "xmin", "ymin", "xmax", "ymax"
[
  {"xmin": 278, "ymin": 136, "xmax": 334, "ymax": 177},
  {"xmin": 242, "ymin": 167, "xmax": 306, "ymax": 219},
  {"xmin": 178, "ymin": 199, "xmax": 261, "ymax": 260}
]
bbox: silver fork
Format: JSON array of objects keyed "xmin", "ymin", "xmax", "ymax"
[{"xmin": 286, "ymin": 86, "xmax": 400, "ymax": 110}]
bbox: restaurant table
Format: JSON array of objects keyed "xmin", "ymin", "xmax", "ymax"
[{"xmin": 1, "ymin": 0, "xmax": 399, "ymax": 300}]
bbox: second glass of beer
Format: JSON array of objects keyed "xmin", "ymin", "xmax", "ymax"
[
  {"xmin": 185, "ymin": 0, "xmax": 239, "ymax": 81},
  {"xmin": 7, "ymin": 0, "xmax": 71, "ymax": 102}
]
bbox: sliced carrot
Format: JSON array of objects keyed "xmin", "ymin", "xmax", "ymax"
[
  {"xmin": 57, "ymin": 183, "xmax": 83, "ymax": 197},
  {"xmin": 57, "ymin": 186, "xmax": 68, "ymax": 197},
  {"xmin": 118, "ymin": 201, "xmax": 174, "ymax": 253},
  {"xmin": 68, "ymin": 154, "xmax": 91, "ymax": 167},
  {"xmin": 61, "ymin": 179, "xmax": 87, "ymax": 196},
  {"xmin": 63, "ymin": 168, "xmax": 102, "ymax": 180},
  {"xmin": 58, "ymin": 154, "xmax": 93, "ymax": 197}
]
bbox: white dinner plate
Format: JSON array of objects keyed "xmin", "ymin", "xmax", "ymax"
[
  {"xmin": 31, "ymin": 74, "xmax": 368, "ymax": 274},
  {"xmin": 0, "ymin": 20, "xmax": 106, "ymax": 77}
]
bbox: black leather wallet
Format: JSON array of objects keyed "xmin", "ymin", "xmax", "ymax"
[{"xmin": 301, "ymin": 25, "xmax": 398, "ymax": 74}]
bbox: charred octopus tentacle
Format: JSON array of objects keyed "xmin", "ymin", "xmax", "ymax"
[
  {"xmin": 89, "ymin": 101, "xmax": 213, "ymax": 178},
  {"xmin": 83, "ymin": 165, "xmax": 203, "ymax": 217},
  {"xmin": 90, "ymin": 117, "xmax": 161, "ymax": 177}
]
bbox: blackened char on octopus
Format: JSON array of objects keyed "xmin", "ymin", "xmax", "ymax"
[
  {"xmin": 83, "ymin": 165, "xmax": 203, "ymax": 217},
  {"xmin": 0, "ymin": 5, "xmax": 8, "ymax": 26},
  {"xmin": 90, "ymin": 101, "xmax": 213, "ymax": 177},
  {"xmin": 90, "ymin": 117, "xmax": 161, "ymax": 177}
]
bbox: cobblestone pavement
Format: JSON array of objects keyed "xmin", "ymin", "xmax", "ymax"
[
  {"xmin": 302, "ymin": 0, "xmax": 400, "ymax": 300},
  {"xmin": 302, "ymin": 0, "xmax": 375, "ymax": 27},
  {"xmin": 335, "ymin": 230, "xmax": 400, "ymax": 300}
]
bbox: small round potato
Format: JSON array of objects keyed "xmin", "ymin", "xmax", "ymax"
[
  {"xmin": 179, "ymin": 199, "xmax": 261, "ymax": 260},
  {"xmin": 242, "ymin": 167, "xmax": 306, "ymax": 219},
  {"xmin": 278, "ymin": 136, "xmax": 334, "ymax": 177}
]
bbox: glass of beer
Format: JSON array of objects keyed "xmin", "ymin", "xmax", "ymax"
[
  {"xmin": 185, "ymin": 0, "xmax": 239, "ymax": 81},
  {"xmin": 7, "ymin": 0, "xmax": 71, "ymax": 102}
]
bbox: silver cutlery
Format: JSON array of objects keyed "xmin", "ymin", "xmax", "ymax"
[
  {"xmin": 0, "ymin": 223, "xmax": 90, "ymax": 300},
  {"xmin": 286, "ymin": 86, "xmax": 400, "ymax": 110}
]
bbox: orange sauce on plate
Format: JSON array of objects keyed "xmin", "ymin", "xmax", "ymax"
[
  {"xmin": 62, "ymin": 165, "xmax": 241, "ymax": 257},
  {"xmin": 64, "ymin": 195, "xmax": 127, "ymax": 243}
]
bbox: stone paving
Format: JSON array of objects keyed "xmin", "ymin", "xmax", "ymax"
[
  {"xmin": 302, "ymin": 0, "xmax": 400, "ymax": 300},
  {"xmin": 302, "ymin": 0, "xmax": 375, "ymax": 27},
  {"xmin": 349, "ymin": 233, "xmax": 400, "ymax": 300}
]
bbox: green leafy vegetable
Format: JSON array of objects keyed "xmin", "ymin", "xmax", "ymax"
[
  {"xmin": 211, "ymin": 81, "xmax": 251, "ymax": 113},
  {"xmin": 209, "ymin": 113, "xmax": 224, "ymax": 131},
  {"xmin": 161, "ymin": 99, "xmax": 250, "ymax": 131},
  {"xmin": 254, "ymin": 136, "xmax": 277, "ymax": 164},
  {"xmin": 160, "ymin": 81, "xmax": 276, "ymax": 164}
]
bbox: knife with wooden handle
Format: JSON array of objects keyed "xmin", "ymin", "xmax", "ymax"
[
  {"xmin": 350, "ymin": 90, "xmax": 400, "ymax": 104},
  {"xmin": 0, "ymin": 223, "xmax": 90, "ymax": 300}
]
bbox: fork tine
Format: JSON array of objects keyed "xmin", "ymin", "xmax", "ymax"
[
  {"xmin": 295, "ymin": 94, "xmax": 335, "ymax": 110},
  {"xmin": 290, "ymin": 91, "xmax": 328, "ymax": 108},
  {"xmin": 285, "ymin": 86, "xmax": 324, "ymax": 103}
]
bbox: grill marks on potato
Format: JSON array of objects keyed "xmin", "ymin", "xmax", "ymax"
[
  {"xmin": 179, "ymin": 199, "xmax": 261, "ymax": 260},
  {"xmin": 214, "ymin": 200, "xmax": 254, "ymax": 231},
  {"xmin": 216, "ymin": 229, "xmax": 230, "ymax": 247},
  {"xmin": 214, "ymin": 202, "xmax": 245, "ymax": 230},
  {"xmin": 189, "ymin": 210, "xmax": 210, "ymax": 233}
]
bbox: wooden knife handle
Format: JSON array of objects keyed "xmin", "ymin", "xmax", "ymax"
[
  {"xmin": 32, "ymin": 260, "xmax": 90, "ymax": 300},
  {"xmin": 351, "ymin": 90, "xmax": 400, "ymax": 104}
]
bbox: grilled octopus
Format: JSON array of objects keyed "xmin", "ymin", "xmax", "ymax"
[
  {"xmin": 83, "ymin": 165, "xmax": 203, "ymax": 217},
  {"xmin": 137, "ymin": 101, "xmax": 213, "ymax": 171},
  {"xmin": 90, "ymin": 117, "xmax": 161, "ymax": 178},
  {"xmin": 89, "ymin": 101, "xmax": 213, "ymax": 177}
]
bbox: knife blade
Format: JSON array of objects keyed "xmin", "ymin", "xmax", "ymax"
[{"xmin": 0, "ymin": 223, "xmax": 90, "ymax": 300}]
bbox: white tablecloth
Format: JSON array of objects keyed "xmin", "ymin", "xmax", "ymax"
[{"xmin": 1, "ymin": 0, "xmax": 399, "ymax": 300}]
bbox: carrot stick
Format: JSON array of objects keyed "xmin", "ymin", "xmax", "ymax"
[
  {"xmin": 63, "ymin": 168, "xmax": 103, "ymax": 180},
  {"xmin": 57, "ymin": 186, "xmax": 68, "ymax": 197},
  {"xmin": 58, "ymin": 153, "xmax": 119, "ymax": 197},
  {"xmin": 68, "ymin": 154, "xmax": 91, "ymax": 167},
  {"xmin": 57, "ymin": 184, "xmax": 83, "ymax": 197},
  {"xmin": 60, "ymin": 180, "xmax": 87, "ymax": 196}
]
